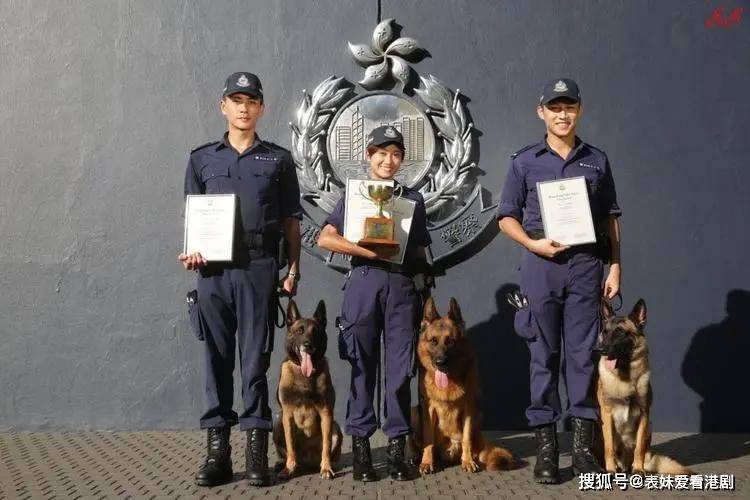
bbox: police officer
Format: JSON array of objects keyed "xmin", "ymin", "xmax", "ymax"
[
  {"xmin": 316, "ymin": 126, "xmax": 431, "ymax": 482},
  {"xmin": 178, "ymin": 72, "xmax": 302, "ymax": 487},
  {"xmin": 497, "ymin": 78, "xmax": 621, "ymax": 483}
]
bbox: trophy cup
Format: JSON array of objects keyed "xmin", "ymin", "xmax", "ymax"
[{"xmin": 357, "ymin": 182, "xmax": 401, "ymax": 248}]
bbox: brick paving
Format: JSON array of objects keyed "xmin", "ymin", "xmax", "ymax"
[{"xmin": 0, "ymin": 430, "xmax": 747, "ymax": 499}]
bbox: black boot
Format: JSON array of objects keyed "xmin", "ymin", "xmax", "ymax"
[
  {"xmin": 352, "ymin": 436, "xmax": 378, "ymax": 482},
  {"xmin": 195, "ymin": 427, "xmax": 233, "ymax": 486},
  {"xmin": 571, "ymin": 417, "xmax": 604, "ymax": 475},
  {"xmin": 533, "ymin": 424, "xmax": 559, "ymax": 484},
  {"xmin": 387, "ymin": 436, "xmax": 410, "ymax": 481},
  {"xmin": 245, "ymin": 428, "xmax": 271, "ymax": 487}
]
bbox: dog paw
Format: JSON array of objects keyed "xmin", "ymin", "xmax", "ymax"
[
  {"xmin": 278, "ymin": 465, "xmax": 297, "ymax": 481},
  {"xmin": 631, "ymin": 469, "xmax": 645, "ymax": 477},
  {"xmin": 461, "ymin": 459, "xmax": 480, "ymax": 473},
  {"xmin": 419, "ymin": 462, "xmax": 435, "ymax": 475},
  {"xmin": 319, "ymin": 466, "xmax": 335, "ymax": 480}
]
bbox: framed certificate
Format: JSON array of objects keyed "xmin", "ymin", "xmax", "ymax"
[
  {"xmin": 537, "ymin": 177, "xmax": 596, "ymax": 246},
  {"xmin": 183, "ymin": 194, "xmax": 236, "ymax": 261},
  {"xmin": 343, "ymin": 179, "xmax": 416, "ymax": 265}
]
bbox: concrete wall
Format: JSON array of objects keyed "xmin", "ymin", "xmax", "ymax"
[{"xmin": 1, "ymin": 0, "xmax": 748, "ymax": 432}]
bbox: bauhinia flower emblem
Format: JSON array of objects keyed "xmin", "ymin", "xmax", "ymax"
[{"xmin": 347, "ymin": 18, "xmax": 423, "ymax": 88}]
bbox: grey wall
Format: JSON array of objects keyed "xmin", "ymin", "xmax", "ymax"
[{"xmin": 1, "ymin": 0, "xmax": 748, "ymax": 432}]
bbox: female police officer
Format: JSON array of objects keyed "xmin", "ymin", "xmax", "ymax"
[
  {"xmin": 497, "ymin": 79, "xmax": 621, "ymax": 484},
  {"xmin": 317, "ymin": 125, "xmax": 431, "ymax": 482}
]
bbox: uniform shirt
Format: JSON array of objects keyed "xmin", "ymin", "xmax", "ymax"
[
  {"xmin": 496, "ymin": 137, "xmax": 621, "ymax": 232},
  {"xmin": 324, "ymin": 183, "xmax": 431, "ymax": 267},
  {"xmin": 184, "ymin": 133, "xmax": 302, "ymax": 235}
]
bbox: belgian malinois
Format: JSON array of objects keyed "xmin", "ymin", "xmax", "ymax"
[
  {"xmin": 273, "ymin": 300, "xmax": 342, "ymax": 480},
  {"xmin": 596, "ymin": 299, "xmax": 692, "ymax": 475},
  {"xmin": 412, "ymin": 297, "xmax": 515, "ymax": 474}
]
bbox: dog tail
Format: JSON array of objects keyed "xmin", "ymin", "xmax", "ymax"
[
  {"xmin": 479, "ymin": 442, "xmax": 515, "ymax": 471},
  {"xmin": 645, "ymin": 452, "xmax": 693, "ymax": 475}
]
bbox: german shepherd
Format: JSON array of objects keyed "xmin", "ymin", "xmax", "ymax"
[
  {"xmin": 595, "ymin": 299, "xmax": 692, "ymax": 475},
  {"xmin": 273, "ymin": 300, "xmax": 342, "ymax": 480},
  {"xmin": 412, "ymin": 297, "xmax": 514, "ymax": 474}
]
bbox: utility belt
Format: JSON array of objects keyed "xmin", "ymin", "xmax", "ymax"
[
  {"xmin": 351, "ymin": 257, "xmax": 410, "ymax": 276},
  {"xmin": 236, "ymin": 229, "xmax": 287, "ymax": 265},
  {"xmin": 525, "ymin": 228, "xmax": 611, "ymax": 263},
  {"xmin": 350, "ymin": 257, "xmax": 435, "ymax": 292}
]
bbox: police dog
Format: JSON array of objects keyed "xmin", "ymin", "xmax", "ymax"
[
  {"xmin": 596, "ymin": 299, "xmax": 692, "ymax": 475},
  {"xmin": 273, "ymin": 300, "xmax": 342, "ymax": 480},
  {"xmin": 412, "ymin": 297, "xmax": 514, "ymax": 474}
]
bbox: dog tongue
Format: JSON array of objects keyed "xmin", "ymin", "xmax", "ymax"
[
  {"xmin": 435, "ymin": 369, "xmax": 449, "ymax": 389},
  {"xmin": 605, "ymin": 357, "xmax": 618, "ymax": 371},
  {"xmin": 300, "ymin": 351, "xmax": 313, "ymax": 378}
]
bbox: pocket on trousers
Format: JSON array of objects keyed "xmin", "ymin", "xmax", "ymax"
[
  {"xmin": 513, "ymin": 307, "xmax": 541, "ymax": 341},
  {"xmin": 337, "ymin": 317, "xmax": 358, "ymax": 362},
  {"xmin": 407, "ymin": 334, "xmax": 418, "ymax": 377},
  {"xmin": 186, "ymin": 290, "xmax": 205, "ymax": 341}
]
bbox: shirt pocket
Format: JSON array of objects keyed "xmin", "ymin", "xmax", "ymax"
[
  {"xmin": 252, "ymin": 161, "xmax": 280, "ymax": 201},
  {"xmin": 199, "ymin": 163, "xmax": 232, "ymax": 194},
  {"xmin": 525, "ymin": 166, "xmax": 556, "ymax": 194}
]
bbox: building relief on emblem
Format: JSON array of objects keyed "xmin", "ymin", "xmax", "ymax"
[{"xmin": 327, "ymin": 92, "xmax": 434, "ymax": 187}]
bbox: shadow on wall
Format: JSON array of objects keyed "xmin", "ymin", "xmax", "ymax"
[
  {"xmin": 681, "ymin": 289, "xmax": 750, "ymax": 433},
  {"xmin": 467, "ymin": 283, "xmax": 530, "ymax": 431}
]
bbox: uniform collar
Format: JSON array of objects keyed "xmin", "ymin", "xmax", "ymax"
[
  {"xmin": 534, "ymin": 135, "xmax": 585, "ymax": 159},
  {"xmin": 216, "ymin": 132, "xmax": 263, "ymax": 153}
]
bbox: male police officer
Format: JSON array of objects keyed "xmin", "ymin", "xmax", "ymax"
[
  {"xmin": 178, "ymin": 72, "xmax": 302, "ymax": 487},
  {"xmin": 497, "ymin": 79, "xmax": 621, "ymax": 483}
]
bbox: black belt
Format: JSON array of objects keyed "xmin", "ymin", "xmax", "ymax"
[
  {"xmin": 240, "ymin": 231, "xmax": 278, "ymax": 253},
  {"xmin": 351, "ymin": 257, "xmax": 409, "ymax": 276}
]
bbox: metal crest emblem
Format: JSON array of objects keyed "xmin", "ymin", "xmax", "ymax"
[
  {"xmin": 553, "ymin": 80, "xmax": 568, "ymax": 92},
  {"xmin": 291, "ymin": 19, "xmax": 497, "ymax": 271}
]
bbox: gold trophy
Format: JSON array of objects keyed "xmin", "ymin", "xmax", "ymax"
[{"xmin": 357, "ymin": 182, "xmax": 401, "ymax": 248}]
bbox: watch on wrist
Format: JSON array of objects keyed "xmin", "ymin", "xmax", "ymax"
[{"xmin": 287, "ymin": 271, "xmax": 301, "ymax": 282}]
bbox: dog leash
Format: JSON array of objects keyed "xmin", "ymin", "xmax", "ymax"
[{"xmin": 274, "ymin": 288, "xmax": 287, "ymax": 328}]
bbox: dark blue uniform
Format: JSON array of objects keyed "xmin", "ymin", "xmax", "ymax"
[
  {"xmin": 325, "ymin": 185, "xmax": 431, "ymax": 439},
  {"xmin": 497, "ymin": 137, "xmax": 621, "ymax": 427},
  {"xmin": 185, "ymin": 133, "xmax": 301, "ymax": 431}
]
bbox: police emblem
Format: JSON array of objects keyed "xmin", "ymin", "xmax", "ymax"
[
  {"xmin": 237, "ymin": 74, "xmax": 250, "ymax": 87},
  {"xmin": 291, "ymin": 18, "xmax": 497, "ymax": 270},
  {"xmin": 553, "ymin": 80, "xmax": 568, "ymax": 92}
]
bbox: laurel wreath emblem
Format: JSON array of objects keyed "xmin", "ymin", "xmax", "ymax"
[
  {"xmin": 289, "ymin": 76, "xmax": 353, "ymax": 213},
  {"xmin": 415, "ymin": 76, "xmax": 475, "ymax": 214}
]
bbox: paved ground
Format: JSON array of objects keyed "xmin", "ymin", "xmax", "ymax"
[{"xmin": 0, "ymin": 430, "xmax": 747, "ymax": 499}]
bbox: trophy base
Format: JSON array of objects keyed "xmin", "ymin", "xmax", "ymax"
[{"xmin": 357, "ymin": 237, "xmax": 400, "ymax": 249}]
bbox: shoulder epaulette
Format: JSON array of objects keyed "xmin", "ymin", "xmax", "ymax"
[
  {"xmin": 261, "ymin": 140, "xmax": 290, "ymax": 153},
  {"xmin": 584, "ymin": 142, "xmax": 606, "ymax": 155},
  {"xmin": 510, "ymin": 143, "xmax": 537, "ymax": 159},
  {"xmin": 190, "ymin": 140, "xmax": 219, "ymax": 154}
]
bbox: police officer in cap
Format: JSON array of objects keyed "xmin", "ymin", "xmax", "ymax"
[
  {"xmin": 179, "ymin": 72, "xmax": 302, "ymax": 487},
  {"xmin": 497, "ymin": 78, "xmax": 622, "ymax": 483},
  {"xmin": 317, "ymin": 126, "xmax": 431, "ymax": 482}
]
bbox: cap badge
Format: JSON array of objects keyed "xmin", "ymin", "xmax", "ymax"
[
  {"xmin": 384, "ymin": 127, "xmax": 397, "ymax": 138},
  {"xmin": 553, "ymin": 80, "xmax": 568, "ymax": 93},
  {"xmin": 237, "ymin": 74, "xmax": 250, "ymax": 87}
]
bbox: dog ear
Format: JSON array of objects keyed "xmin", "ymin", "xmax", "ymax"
[
  {"xmin": 601, "ymin": 299, "xmax": 615, "ymax": 320},
  {"xmin": 313, "ymin": 300, "xmax": 327, "ymax": 328},
  {"xmin": 447, "ymin": 297, "xmax": 465, "ymax": 329},
  {"xmin": 423, "ymin": 296, "xmax": 440, "ymax": 323},
  {"xmin": 286, "ymin": 299, "xmax": 301, "ymax": 327},
  {"xmin": 630, "ymin": 299, "xmax": 647, "ymax": 329}
]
